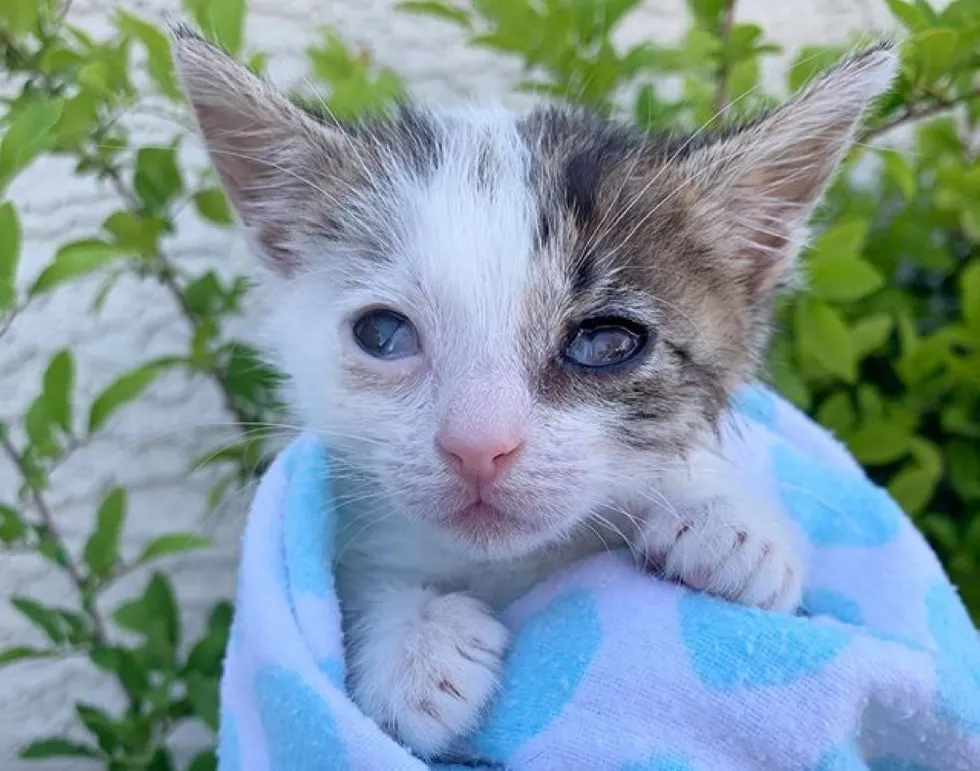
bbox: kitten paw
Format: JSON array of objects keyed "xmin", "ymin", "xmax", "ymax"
[
  {"xmin": 351, "ymin": 592, "xmax": 509, "ymax": 759},
  {"xmin": 641, "ymin": 498, "xmax": 803, "ymax": 612}
]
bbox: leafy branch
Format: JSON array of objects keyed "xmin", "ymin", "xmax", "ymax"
[
  {"xmin": 0, "ymin": 430, "xmax": 108, "ymax": 644},
  {"xmin": 861, "ymin": 86, "xmax": 980, "ymax": 143},
  {"xmin": 713, "ymin": 0, "xmax": 738, "ymax": 114}
]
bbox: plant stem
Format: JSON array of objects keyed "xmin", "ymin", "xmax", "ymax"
[
  {"xmin": 713, "ymin": 0, "xmax": 738, "ymax": 115},
  {"xmin": 0, "ymin": 433, "xmax": 108, "ymax": 644},
  {"xmin": 90, "ymin": 157, "xmax": 252, "ymax": 429},
  {"xmin": 860, "ymin": 87, "xmax": 980, "ymax": 143}
]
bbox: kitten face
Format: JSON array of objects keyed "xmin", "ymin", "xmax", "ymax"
[{"xmin": 174, "ymin": 28, "xmax": 895, "ymax": 559}]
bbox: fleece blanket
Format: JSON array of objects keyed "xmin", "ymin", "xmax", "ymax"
[{"xmin": 218, "ymin": 385, "xmax": 980, "ymax": 770}]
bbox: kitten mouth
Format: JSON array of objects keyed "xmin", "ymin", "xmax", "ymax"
[{"xmin": 444, "ymin": 501, "xmax": 537, "ymax": 543}]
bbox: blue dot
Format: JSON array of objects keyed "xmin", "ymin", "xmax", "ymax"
[
  {"xmin": 317, "ymin": 656, "xmax": 346, "ymax": 692},
  {"xmin": 868, "ymin": 759, "xmax": 939, "ymax": 771},
  {"xmin": 254, "ymin": 665, "xmax": 348, "ymax": 770},
  {"xmin": 619, "ymin": 753, "xmax": 694, "ymax": 771},
  {"xmin": 773, "ymin": 445, "xmax": 901, "ymax": 547},
  {"xmin": 283, "ymin": 441, "xmax": 335, "ymax": 598},
  {"xmin": 926, "ymin": 580, "xmax": 980, "ymax": 733},
  {"xmin": 733, "ymin": 385, "xmax": 777, "ymax": 429},
  {"xmin": 473, "ymin": 589, "xmax": 602, "ymax": 758},
  {"xmin": 803, "ymin": 589, "xmax": 863, "ymax": 626},
  {"xmin": 218, "ymin": 707, "xmax": 240, "ymax": 771},
  {"xmin": 812, "ymin": 742, "xmax": 865, "ymax": 771},
  {"xmin": 679, "ymin": 592, "xmax": 851, "ymax": 690}
]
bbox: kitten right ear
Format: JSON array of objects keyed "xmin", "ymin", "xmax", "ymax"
[{"xmin": 171, "ymin": 25, "xmax": 342, "ymax": 274}]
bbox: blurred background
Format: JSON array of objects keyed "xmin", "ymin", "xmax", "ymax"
[{"xmin": 1, "ymin": 0, "xmax": 978, "ymax": 768}]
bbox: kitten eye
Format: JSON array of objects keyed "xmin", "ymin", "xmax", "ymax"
[
  {"xmin": 564, "ymin": 319, "xmax": 649, "ymax": 369},
  {"xmin": 352, "ymin": 309, "xmax": 421, "ymax": 359}
]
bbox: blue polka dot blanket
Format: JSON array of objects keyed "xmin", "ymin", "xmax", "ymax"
[{"xmin": 219, "ymin": 386, "xmax": 980, "ymax": 770}]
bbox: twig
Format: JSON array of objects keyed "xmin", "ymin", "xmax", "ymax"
[
  {"xmin": 0, "ymin": 433, "xmax": 108, "ymax": 644},
  {"xmin": 0, "ymin": 304, "xmax": 24, "ymax": 340},
  {"xmin": 713, "ymin": 0, "xmax": 738, "ymax": 115},
  {"xmin": 90, "ymin": 157, "xmax": 252, "ymax": 429},
  {"xmin": 860, "ymin": 87, "xmax": 980, "ymax": 143}
]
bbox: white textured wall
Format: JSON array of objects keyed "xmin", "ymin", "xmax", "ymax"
[{"xmin": 0, "ymin": 0, "xmax": 899, "ymax": 767}]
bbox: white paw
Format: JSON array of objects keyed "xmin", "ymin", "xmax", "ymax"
[
  {"xmin": 640, "ymin": 497, "xmax": 803, "ymax": 612},
  {"xmin": 350, "ymin": 592, "xmax": 509, "ymax": 759}
]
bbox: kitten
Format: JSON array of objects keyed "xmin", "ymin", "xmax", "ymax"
[{"xmin": 173, "ymin": 28, "xmax": 896, "ymax": 759}]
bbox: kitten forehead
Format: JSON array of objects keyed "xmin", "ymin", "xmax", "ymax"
[{"xmin": 376, "ymin": 105, "xmax": 539, "ymax": 369}]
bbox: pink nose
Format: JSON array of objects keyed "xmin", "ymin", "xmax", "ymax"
[{"xmin": 436, "ymin": 427, "xmax": 523, "ymax": 486}]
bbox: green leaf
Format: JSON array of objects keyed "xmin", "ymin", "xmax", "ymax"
[
  {"xmin": 0, "ymin": 98, "xmax": 64, "ymax": 187},
  {"xmin": 83, "ymin": 488, "xmax": 127, "ymax": 578},
  {"xmin": 0, "ymin": 504, "xmax": 26, "ymax": 544},
  {"xmin": 116, "ymin": 11, "xmax": 181, "ymax": 98},
  {"xmin": 186, "ymin": 672, "xmax": 220, "ymax": 731},
  {"xmin": 962, "ymin": 259, "xmax": 980, "ymax": 336},
  {"xmin": 29, "ymin": 240, "xmax": 131, "ymax": 297},
  {"xmin": 114, "ymin": 573, "xmax": 181, "ymax": 661},
  {"xmin": 904, "ymin": 28, "xmax": 959, "ymax": 83},
  {"xmin": 103, "ymin": 210, "xmax": 166, "ymax": 255},
  {"xmin": 133, "ymin": 146, "xmax": 183, "ymax": 213},
  {"xmin": 188, "ymin": 751, "xmax": 218, "ymax": 771},
  {"xmin": 396, "ymin": 1, "xmax": 471, "ymax": 26},
  {"xmin": 90, "ymin": 644, "xmax": 150, "ymax": 702},
  {"xmin": 11, "ymin": 597, "xmax": 66, "ymax": 644},
  {"xmin": 886, "ymin": 0, "xmax": 933, "ymax": 31},
  {"xmin": 688, "ymin": 0, "xmax": 727, "ymax": 28},
  {"xmin": 193, "ymin": 187, "xmax": 233, "ymax": 225},
  {"xmin": 889, "ymin": 464, "xmax": 939, "ymax": 515},
  {"xmin": 20, "ymin": 739, "xmax": 100, "ymax": 760},
  {"xmin": 847, "ymin": 422, "xmax": 913, "ymax": 465},
  {"xmin": 948, "ymin": 440, "xmax": 980, "ymax": 501},
  {"xmin": 183, "ymin": 0, "xmax": 246, "ymax": 55},
  {"xmin": 42, "ymin": 350, "xmax": 74, "ymax": 434},
  {"xmin": 145, "ymin": 573, "xmax": 180, "ymax": 650},
  {"xmin": 788, "ymin": 45, "xmax": 845, "ymax": 92},
  {"xmin": 816, "ymin": 392, "xmax": 856, "ymax": 435},
  {"xmin": 794, "ymin": 298, "xmax": 857, "ymax": 383},
  {"xmin": 808, "ymin": 219, "xmax": 869, "ymax": 262},
  {"xmin": 75, "ymin": 703, "xmax": 120, "ymax": 755},
  {"xmin": 0, "ymin": 0, "xmax": 39, "ymax": 35},
  {"xmin": 139, "ymin": 533, "xmax": 211, "ymax": 563},
  {"xmin": 87, "ymin": 359, "xmax": 178, "ymax": 434},
  {"xmin": 807, "ymin": 256, "xmax": 884, "ymax": 302},
  {"xmin": 0, "ymin": 645, "xmax": 55, "ymax": 667},
  {"xmin": 881, "ymin": 149, "xmax": 917, "ymax": 201},
  {"xmin": 0, "ymin": 201, "xmax": 20, "ymax": 310},
  {"xmin": 24, "ymin": 394, "xmax": 57, "ymax": 457},
  {"xmin": 851, "ymin": 314, "xmax": 894, "ymax": 360},
  {"xmin": 185, "ymin": 602, "xmax": 232, "ymax": 677}
]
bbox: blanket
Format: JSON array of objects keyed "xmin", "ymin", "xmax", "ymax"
[{"xmin": 217, "ymin": 385, "xmax": 980, "ymax": 770}]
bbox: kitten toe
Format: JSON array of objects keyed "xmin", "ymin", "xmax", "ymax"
[{"xmin": 351, "ymin": 591, "xmax": 508, "ymax": 759}]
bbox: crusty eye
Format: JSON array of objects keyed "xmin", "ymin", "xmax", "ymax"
[
  {"xmin": 352, "ymin": 309, "xmax": 421, "ymax": 359},
  {"xmin": 564, "ymin": 317, "xmax": 651, "ymax": 369}
]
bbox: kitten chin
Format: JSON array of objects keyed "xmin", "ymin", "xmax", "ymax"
[{"xmin": 173, "ymin": 25, "xmax": 896, "ymax": 758}]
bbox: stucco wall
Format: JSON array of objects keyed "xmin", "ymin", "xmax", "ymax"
[{"xmin": 0, "ymin": 0, "xmax": 901, "ymax": 767}]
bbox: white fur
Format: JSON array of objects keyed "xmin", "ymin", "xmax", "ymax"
[
  {"xmin": 173, "ymin": 32, "xmax": 897, "ymax": 759},
  {"xmin": 257, "ymin": 111, "xmax": 809, "ymax": 757}
]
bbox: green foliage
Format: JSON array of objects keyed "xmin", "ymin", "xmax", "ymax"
[
  {"xmin": 3, "ymin": 0, "xmax": 980, "ymax": 767},
  {"xmin": 1, "ymin": 0, "xmax": 402, "ymax": 766}
]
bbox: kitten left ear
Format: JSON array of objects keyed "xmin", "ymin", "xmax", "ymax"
[
  {"xmin": 683, "ymin": 43, "xmax": 898, "ymax": 291},
  {"xmin": 171, "ymin": 24, "xmax": 348, "ymax": 275}
]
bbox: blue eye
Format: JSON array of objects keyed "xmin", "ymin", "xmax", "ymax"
[
  {"xmin": 352, "ymin": 309, "xmax": 421, "ymax": 359},
  {"xmin": 565, "ymin": 319, "xmax": 649, "ymax": 369}
]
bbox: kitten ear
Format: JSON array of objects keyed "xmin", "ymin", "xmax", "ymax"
[
  {"xmin": 684, "ymin": 43, "xmax": 898, "ymax": 291},
  {"xmin": 171, "ymin": 25, "xmax": 342, "ymax": 274}
]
